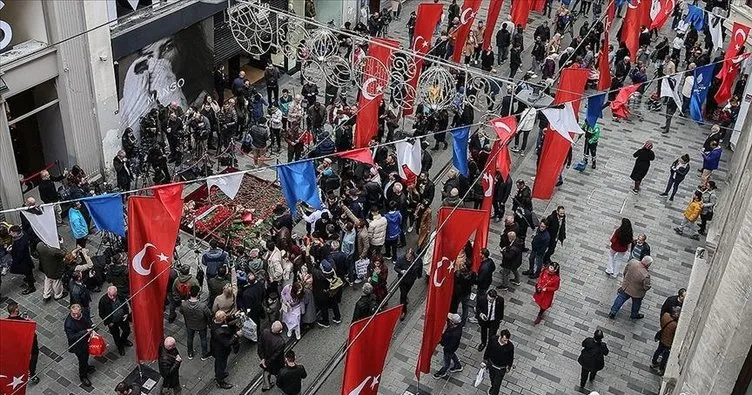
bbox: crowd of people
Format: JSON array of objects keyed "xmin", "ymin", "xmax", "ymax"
[{"xmin": 0, "ymin": 0, "xmax": 742, "ymax": 394}]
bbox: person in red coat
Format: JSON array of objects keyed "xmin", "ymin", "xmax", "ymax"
[{"xmin": 533, "ymin": 262, "xmax": 560, "ymax": 325}]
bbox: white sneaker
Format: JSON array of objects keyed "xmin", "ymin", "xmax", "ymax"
[
  {"xmin": 407, "ymin": 226, "xmax": 414, "ymax": 232},
  {"xmin": 295, "ymin": 331, "xmax": 301, "ymax": 340}
]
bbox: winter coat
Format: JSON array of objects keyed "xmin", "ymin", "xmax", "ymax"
[
  {"xmin": 258, "ymin": 328, "xmax": 286, "ymax": 375},
  {"xmin": 701, "ymin": 188, "xmax": 717, "ymax": 215},
  {"xmin": 210, "ymin": 322, "xmax": 238, "ymax": 358},
  {"xmin": 266, "ymin": 247, "xmax": 285, "ymax": 283},
  {"xmin": 98, "ymin": 293, "xmax": 129, "ymax": 325},
  {"xmin": 36, "ymin": 242, "xmax": 66, "ymax": 279},
  {"xmin": 250, "ymin": 124, "xmax": 270, "ymax": 149},
  {"xmin": 533, "ymin": 270, "xmax": 560, "ymax": 310},
  {"xmin": 180, "ymin": 299, "xmax": 212, "ymax": 330},
  {"xmin": 501, "ymin": 238, "xmax": 524, "ymax": 270},
  {"xmin": 158, "ymin": 345, "xmax": 182, "ymax": 388},
  {"xmin": 368, "ymin": 214, "xmax": 388, "ymax": 246},
  {"xmin": 367, "ymin": 263, "xmax": 389, "ymax": 302},
  {"xmin": 669, "ymin": 159, "xmax": 690, "ymax": 183},
  {"xmin": 395, "ymin": 254, "xmax": 421, "ymax": 284},
  {"xmin": 352, "ymin": 294, "xmax": 377, "ymax": 322},
  {"xmin": 107, "ymin": 264, "xmax": 129, "ymax": 291},
  {"xmin": 621, "ymin": 259, "xmax": 651, "ymax": 298},
  {"xmin": 202, "ymin": 248, "xmax": 228, "ymax": 278},
  {"xmin": 172, "ymin": 273, "xmax": 199, "ymax": 301},
  {"xmin": 69, "ymin": 208, "xmax": 89, "ymax": 240},
  {"xmin": 659, "ymin": 312, "xmax": 678, "ymax": 347},
  {"xmin": 578, "ymin": 338, "xmax": 609, "ymax": 371},
  {"xmin": 440, "ymin": 323, "xmax": 463, "ymax": 353},
  {"xmin": 630, "ymin": 148, "xmax": 655, "ymax": 181},
  {"xmin": 530, "ymin": 228, "xmax": 551, "ymax": 253},
  {"xmin": 9, "ymin": 235, "xmax": 33, "ymax": 275},
  {"xmin": 384, "ymin": 211, "xmax": 402, "ymax": 241},
  {"xmin": 417, "ymin": 208, "xmax": 433, "ymax": 248},
  {"xmin": 64, "ymin": 313, "xmax": 93, "ymax": 354},
  {"xmin": 684, "ymin": 200, "xmax": 702, "ymax": 222},
  {"xmin": 702, "ymin": 147, "xmax": 722, "ymax": 170},
  {"xmin": 476, "ymin": 258, "xmax": 496, "ymax": 291},
  {"xmin": 545, "ymin": 212, "xmax": 566, "ymax": 245},
  {"xmin": 496, "ymin": 28, "xmax": 511, "ymax": 48}
]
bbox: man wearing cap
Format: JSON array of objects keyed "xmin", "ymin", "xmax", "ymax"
[{"xmin": 434, "ymin": 313, "xmax": 464, "ymax": 378}]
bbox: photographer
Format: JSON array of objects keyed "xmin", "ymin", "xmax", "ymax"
[
  {"xmin": 217, "ymin": 100, "xmax": 238, "ymax": 150},
  {"xmin": 148, "ymin": 142, "xmax": 171, "ymax": 185},
  {"xmin": 113, "ymin": 150, "xmax": 132, "ymax": 191},
  {"xmin": 188, "ymin": 109, "xmax": 211, "ymax": 159},
  {"xmin": 165, "ymin": 112, "xmax": 184, "ymax": 164}
]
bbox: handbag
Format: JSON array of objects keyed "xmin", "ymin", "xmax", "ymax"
[
  {"xmin": 242, "ymin": 316, "xmax": 258, "ymax": 342},
  {"xmin": 654, "ymin": 319, "xmax": 676, "ymax": 342},
  {"xmin": 88, "ymin": 331, "xmax": 107, "ymax": 357},
  {"xmin": 473, "ymin": 365, "xmax": 486, "ymax": 388}
]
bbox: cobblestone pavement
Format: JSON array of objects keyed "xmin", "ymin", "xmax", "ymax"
[{"xmin": 0, "ymin": 1, "xmax": 730, "ymax": 395}]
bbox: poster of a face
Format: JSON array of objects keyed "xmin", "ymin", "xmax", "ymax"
[{"xmin": 117, "ymin": 21, "xmax": 213, "ymax": 134}]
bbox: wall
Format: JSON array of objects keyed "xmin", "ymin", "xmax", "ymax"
[{"xmin": 1, "ymin": 0, "xmax": 48, "ymax": 48}]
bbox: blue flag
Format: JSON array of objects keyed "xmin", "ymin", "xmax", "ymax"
[
  {"xmin": 450, "ymin": 126, "xmax": 470, "ymax": 177},
  {"xmin": 277, "ymin": 160, "xmax": 322, "ymax": 217},
  {"xmin": 684, "ymin": 5, "xmax": 705, "ymax": 31},
  {"xmin": 690, "ymin": 64, "xmax": 714, "ymax": 123},
  {"xmin": 615, "ymin": 0, "xmax": 628, "ymax": 8},
  {"xmin": 82, "ymin": 194, "xmax": 125, "ymax": 237},
  {"xmin": 585, "ymin": 93, "xmax": 606, "ymax": 128}
]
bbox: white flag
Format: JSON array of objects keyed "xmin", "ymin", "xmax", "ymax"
[
  {"xmin": 395, "ymin": 140, "xmax": 422, "ymax": 182},
  {"xmin": 21, "ymin": 206, "xmax": 60, "ymax": 249},
  {"xmin": 206, "ymin": 173, "xmax": 244, "ymax": 200},
  {"xmin": 708, "ymin": 13, "xmax": 723, "ymax": 51},
  {"xmin": 660, "ymin": 75, "xmax": 684, "ymax": 114},
  {"xmin": 540, "ymin": 103, "xmax": 585, "ymax": 144}
]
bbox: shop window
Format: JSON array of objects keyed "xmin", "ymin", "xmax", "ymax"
[{"xmin": 0, "ymin": 0, "xmax": 48, "ymax": 53}]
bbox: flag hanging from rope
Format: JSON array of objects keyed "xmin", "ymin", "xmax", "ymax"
[
  {"xmin": 278, "ymin": 160, "xmax": 322, "ymax": 217},
  {"xmin": 690, "ymin": 64, "xmax": 715, "ymax": 122},
  {"xmin": 0, "ymin": 319, "xmax": 37, "ymax": 395},
  {"xmin": 452, "ymin": 0, "xmax": 482, "ymax": 62},
  {"xmin": 610, "ymin": 84, "xmax": 642, "ymax": 119},
  {"xmin": 83, "ymin": 194, "xmax": 126, "ymax": 237},
  {"xmin": 482, "ymin": 0, "xmax": 505, "ymax": 51},
  {"xmin": 554, "ymin": 66, "xmax": 591, "ymax": 117},
  {"xmin": 451, "ymin": 126, "xmax": 470, "ymax": 177},
  {"xmin": 650, "ymin": 0, "xmax": 674, "ymax": 30},
  {"xmin": 355, "ymin": 38, "xmax": 399, "ymax": 148},
  {"xmin": 585, "ymin": 93, "xmax": 607, "ymax": 128},
  {"xmin": 404, "ymin": 3, "xmax": 444, "ymax": 115}
]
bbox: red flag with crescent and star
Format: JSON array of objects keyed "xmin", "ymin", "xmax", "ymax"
[
  {"xmin": 650, "ymin": 0, "xmax": 675, "ymax": 30},
  {"xmin": 482, "ymin": 0, "xmax": 505, "ymax": 51},
  {"xmin": 404, "ymin": 2, "xmax": 443, "ymax": 115},
  {"xmin": 341, "ymin": 305, "xmax": 402, "ymax": 395},
  {"xmin": 598, "ymin": 1, "xmax": 616, "ymax": 91},
  {"xmin": 715, "ymin": 22, "xmax": 751, "ymax": 104},
  {"xmin": 355, "ymin": 38, "xmax": 399, "ymax": 148},
  {"xmin": 472, "ymin": 140, "xmax": 503, "ymax": 271},
  {"xmin": 489, "ymin": 116, "xmax": 516, "ymax": 179},
  {"xmin": 511, "ymin": 0, "xmax": 532, "ymax": 28},
  {"xmin": 621, "ymin": 0, "xmax": 649, "ymax": 61},
  {"xmin": 128, "ymin": 184, "xmax": 184, "ymax": 361},
  {"xmin": 451, "ymin": 0, "xmax": 482, "ymax": 62},
  {"xmin": 416, "ymin": 207, "xmax": 486, "ymax": 377},
  {"xmin": 0, "ymin": 319, "xmax": 36, "ymax": 395}
]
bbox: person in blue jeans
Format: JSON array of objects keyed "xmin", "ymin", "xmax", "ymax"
[
  {"xmin": 434, "ymin": 313, "xmax": 464, "ymax": 378},
  {"xmin": 383, "ymin": 201, "xmax": 403, "ymax": 259},
  {"xmin": 608, "ymin": 256, "xmax": 653, "ymax": 320},
  {"xmin": 523, "ymin": 221, "xmax": 550, "ymax": 279}
]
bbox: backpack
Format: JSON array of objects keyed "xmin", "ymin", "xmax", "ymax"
[{"xmin": 175, "ymin": 279, "xmax": 191, "ymax": 300}]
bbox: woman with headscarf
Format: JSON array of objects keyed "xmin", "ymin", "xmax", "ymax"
[{"xmin": 630, "ymin": 141, "xmax": 655, "ymax": 194}]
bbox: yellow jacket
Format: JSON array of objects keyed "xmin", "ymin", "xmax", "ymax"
[{"xmin": 684, "ymin": 201, "xmax": 702, "ymax": 222}]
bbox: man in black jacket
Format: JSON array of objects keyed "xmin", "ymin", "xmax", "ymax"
[
  {"xmin": 278, "ymin": 350, "xmax": 307, "ymax": 395},
  {"xmin": 38, "ymin": 169, "xmax": 64, "ymax": 224},
  {"xmin": 660, "ymin": 288, "xmax": 686, "ymax": 318},
  {"xmin": 492, "ymin": 174, "xmax": 513, "ymax": 221},
  {"xmin": 499, "ymin": 232, "xmax": 524, "ymax": 290},
  {"xmin": 113, "ymin": 150, "xmax": 132, "ymax": 191},
  {"xmin": 211, "ymin": 311, "xmax": 241, "ymax": 389},
  {"xmin": 476, "ymin": 290, "xmax": 504, "ymax": 351},
  {"xmin": 483, "ymin": 329, "xmax": 515, "ymax": 395},
  {"xmin": 7, "ymin": 302, "xmax": 40, "ymax": 384},
  {"xmin": 544, "ymin": 206, "xmax": 567, "ymax": 263},
  {"xmin": 98, "ymin": 286, "xmax": 132, "ymax": 355},
  {"xmin": 9, "ymin": 226, "xmax": 35, "ymax": 294},
  {"xmin": 352, "ymin": 283, "xmax": 377, "ymax": 322},
  {"xmin": 394, "ymin": 248, "xmax": 422, "ymax": 320},
  {"xmin": 476, "ymin": 249, "xmax": 496, "ymax": 299},
  {"xmin": 434, "ymin": 313, "xmax": 463, "ymax": 378},
  {"xmin": 496, "ymin": 25, "xmax": 511, "ymax": 64},
  {"xmin": 64, "ymin": 304, "xmax": 95, "ymax": 386},
  {"xmin": 258, "ymin": 321, "xmax": 286, "ymax": 391},
  {"xmin": 158, "ymin": 337, "xmax": 182, "ymax": 394}
]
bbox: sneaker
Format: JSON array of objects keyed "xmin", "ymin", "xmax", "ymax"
[
  {"xmin": 631, "ymin": 313, "xmax": 645, "ymax": 320},
  {"xmin": 674, "ymin": 227, "xmax": 683, "ymax": 235},
  {"xmin": 510, "ymin": 279, "xmax": 521, "ymax": 286},
  {"xmin": 30, "ymin": 376, "xmax": 40, "ymax": 385},
  {"xmin": 407, "ymin": 226, "xmax": 414, "ymax": 233},
  {"xmin": 477, "ymin": 343, "xmax": 486, "ymax": 351},
  {"xmin": 332, "ymin": 318, "xmax": 342, "ymax": 324},
  {"xmin": 659, "ymin": 193, "xmax": 668, "ymax": 197},
  {"xmin": 433, "ymin": 369, "xmax": 448, "ymax": 378},
  {"xmin": 317, "ymin": 322, "xmax": 330, "ymax": 328},
  {"xmin": 498, "ymin": 286, "xmax": 509, "ymax": 291},
  {"xmin": 354, "ymin": 278, "xmax": 363, "ymax": 284},
  {"xmin": 449, "ymin": 366, "xmax": 463, "ymax": 373},
  {"xmin": 632, "ymin": 189, "xmax": 639, "ymax": 194},
  {"xmin": 510, "ymin": 146, "xmax": 520, "ymax": 153},
  {"xmin": 608, "ymin": 313, "xmax": 616, "ymax": 319},
  {"xmin": 201, "ymin": 353, "xmax": 211, "ymax": 361},
  {"xmin": 520, "ymin": 152, "xmax": 525, "ymax": 157},
  {"xmin": 188, "ymin": 351, "xmax": 194, "ymax": 360},
  {"xmin": 295, "ymin": 331, "xmax": 301, "ymax": 340}
]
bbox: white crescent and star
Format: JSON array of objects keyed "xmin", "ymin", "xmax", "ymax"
[
  {"xmin": 483, "ymin": 173, "xmax": 494, "ymax": 197},
  {"xmin": 348, "ymin": 375, "xmax": 381, "ymax": 395},
  {"xmin": 3, "ymin": 375, "xmax": 25, "ymax": 390},
  {"xmin": 734, "ymin": 29, "xmax": 747, "ymax": 50},
  {"xmin": 361, "ymin": 77, "xmax": 383, "ymax": 101},
  {"xmin": 413, "ymin": 35, "xmax": 429, "ymax": 51},
  {"xmin": 628, "ymin": 0, "xmax": 641, "ymax": 9},
  {"xmin": 493, "ymin": 120, "xmax": 513, "ymax": 138},
  {"xmin": 460, "ymin": 7, "xmax": 475, "ymax": 25},
  {"xmin": 433, "ymin": 257, "xmax": 451, "ymax": 287},
  {"xmin": 132, "ymin": 243, "xmax": 168, "ymax": 276}
]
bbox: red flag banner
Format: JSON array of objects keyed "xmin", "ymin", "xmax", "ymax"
[
  {"xmin": 355, "ymin": 38, "xmax": 399, "ymax": 148},
  {"xmin": 726, "ymin": 22, "xmax": 752, "ymax": 60},
  {"xmin": 341, "ymin": 305, "xmax": 403, "ymax": 395},
  {"xmin": 531, "ymin": 131, "xmax": 570, "ymax": 200},
  {"xmin": 128, "ymin": 184, "xmax": 183, "ymax": 361},
  {"xmin": 0, "ymin": 319, "xmax": 36, "ymax": 395},
  {"xmin": 483, "ymin": 0, "xmax": 505, "ymax": 50},
  {"xmin": 621, "ymin": 0, "xmax": 649, "ymax": 59},
  {"xmin": 472, "ymin": 141, "xmax": 502, "ymax": 271},
  {"xmin": 337, "ymin": 148, "xmax": 375, "ymax": 166},
  {"xmin": 498, "ymin": 144, "xmax": 512, "ymax": 180},
  {"xmin": 416, "ymin": 207, "xmax": 486, "ymax": 376},
  {"xmin": 715, "ymin": 53, "xmax": 750, "ymax": 104},
  {"xmin": 452, "ymin": 0, "xmax": 482, "ymax": 62},
  {"xmin": 404, "ymin": 3, "xmax": 444, "ymax": 115},
  {"xmin": 489, "ymin": 116, "xmax": 517, "ymax": 145},
  {"xmin": 533, "ymin": 0, "xmax": 546, "ymax": 12},
  {"xmin": 511, "ymin": 0, "xmax": 532, "ymax": 28},
  {"xmin": 650, "ymin": 0, "xmax": 674, "ymax": 30},
  {"xmin": 598, "ymin": 1, "xmax": 616, "ymax": 91},
  {"xmin": 554, "ymin": 66, "xmax": 591, "ymax": 117},
  {"xmin": 610, "ymin": 83, "xmax": 641, "ymax": 119}
]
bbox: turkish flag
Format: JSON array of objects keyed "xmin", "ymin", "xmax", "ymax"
[
  {"xmin": 355, "ymin": 38, "xmax": 399, "ymax": 148},
  {"xmin": 598, "ymin": 3, "xmax": 615, "ymax": 91},
  {"xmin": 511, "ymin": 0, "xmax": 531, "ymax": 28},
  {"xmin": 489, "ymin": 116, "xmax": 517, "ymax": 145},
  {"xmin": 554, "ymin": 66, "xmax": 591, "ymax": 117},
  {"xmin": 483, "ymin": 0, "xmax": 505, "ymax": 50},
  {"xmin": 404, "ymin": 3, "xmax": 443, "ymax": 115},
  {"xmin": 337, "ymin": 148, "xmax": 375, "ymax": 166},
  {"xmin": 621, "ymin": 0, "xmax": 648, "ymax": 60},
  {"xmin": 128, "ymin": 184, "xmax": 184, "ymax": 361},
  {"xmin": 452, "ymin": 0, "xmax": 482, "ymax": 62},
  {"xmin": 532, "ymin": 0, "xmax": 546, "ymax": 12},
  {"xmin": 498, "ymin": 144, "xmax": 512, "ymax": 180},
  {"xmin": 715, "ymin": 53, "xmax": 749, "ymax": 104},
  {"xmin": 650, "ymin": 0, "xmax": 674, "ymax": 29},
  {"xmin": 472, "ymin": 141, "xmax": 502, "ymax": 270},
  {"xmin": 610, "ymin": 83, "xmax": 641, "ymax": 119},
  {"xmin": 416, "ymin": 207, "xmax": 486, "ymax": 376},
  {"xmin": 341, "ymin": 305, "xmax": 402, "ymax": 395},
  {"xmin": 531, "ymin": 131, "xmax": 570, "ymax": 200},
  {"xmin": 0, "ymin": 319, "xmax": 36, "ymax": 395},
  {"xmin": 726, "ymin": 22, "xmax": 752, "ymax": 61}
]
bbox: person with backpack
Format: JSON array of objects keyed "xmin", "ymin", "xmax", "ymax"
[
  {"xmin": 69, "ymin": 271, "xmax": 92, "ymax": 320},
  {"xmin": 578, "ymin": 329, "xmax": 609, "ymax": 389},
  {"xmin": 179, "ymin": 285, "xmax": 212, "ymax": 360},
  {"xmin": 170, "ymin": 265, "xmax": 199, "ymax": 322}
]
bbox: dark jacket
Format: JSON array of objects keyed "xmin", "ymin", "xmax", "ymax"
[
  {"xmin": 498, "ymin": 222, "xmax": 520, "ymax": 249},
  {"xmin": 452, "ymin": 269, "xmax": 476, "ymax": 301},
  {"xmin": 669, "ymin": 160, "xmax": 690, "ymax": 183},
  {"xmin": 530, "ymin": 228, "xmax": 551, "ymax": 253},
  {"xmin": 578, "ymin": 338, "xmax": 609, "ymax": 372},
  {"xmin": 278, "ymin": 365, "xmax": 307, "ymax": 395},
  {"xmin": 501, "ymin": 238, "xmax": 524, "ymax": 270},
  {"xmin": 545, "ymin": 211, "xmax": 566, "ymax": 245},
  {"xmin": 394, "ymin": 255, "xmax": 421, "ymax": 284},
  {"xmin": 258, "ymin": 328, "xmax": 286, "ymax": 375},
  {"xmin": 69, "ymin": 281, "xmax": 92, "ymax": 309},
  {"xmin": 107, "ymin": 264, "xmax": 129, "ymax": 292},
  {"xmin": 483, "ymin": 336, "xmax": 514, "ymax": 367},
  {"xmin": 496, "ymin": 28, "xmax": 511, "ymax": 48},
  {"xmin": 239, "ymin": 280, "xmax": 266, "ymax": 320},
  {"xmin": 476, "ymin": 258, "xmax": 496, "ymax": 291},
  {"xmin": 9, "ymin": 235, "xmax": 33, "ymax": 275},
  {"xmin": 630, "ymin": 148, "xmax": 655, "ymax": 181},
  {"xmin": 660, "ymin": 295, "xmax": 683, "ymax": 318},
  {"xmin": 158, "ymin": 345, "xmax": 182, "ymax": 388},
  {"xmin": 210, "ymin": 322, "xmax": 238, "ymax": 358},
  {"xmin": 202, "ymin": 248, "xmax": 228, "ymax": 278},
  {"xmin": 440, "ymin": 323, "xmax": 463, "ymax": 353},
  {"xmin": 475, "ymin": 296, "xmax": 504, "ymax": 324},
  {"xmin": 98, "ymin": 293, "xmax": 129, "ymax": 326},
  {"xmin": 180, "ymin": 299, "xmax": 213, "ymax": 330},
  {"xmin": 37, "ymin": 242, "xmax": 66, "ymax": 279},
  {"xmin": 64, "ymin": 314, "xmax": 93, "ymax": 354},
  {"xmin": 352, "ymin": 294, "xmax": 377, "ymax": 322},
  {"xmin": 38, "ymin": 178, "xmax": 61, "ymax": 203}
]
